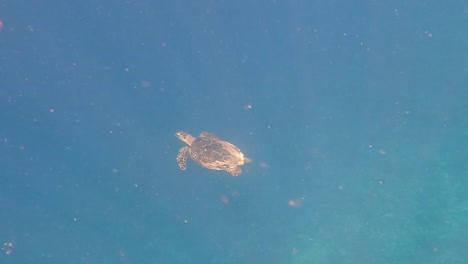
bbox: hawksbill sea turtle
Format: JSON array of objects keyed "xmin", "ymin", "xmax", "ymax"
[{"xmin": 175, "ymin": 131, "xmax": 252, "ymax": 176}]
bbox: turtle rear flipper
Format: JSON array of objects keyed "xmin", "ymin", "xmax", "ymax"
[
  {"xmin": 227, "ymin": 167, "xmax": 241, "ymax": 176},
  {"xmin": 177, "ymin": 146, "xmax": 191, "ymax": 170}
]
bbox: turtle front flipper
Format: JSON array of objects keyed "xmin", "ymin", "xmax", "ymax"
[
  {"xmin": 177, "ymin": 146, "xmax": 191, "ymax": 170},
  {"xmin": 227, "ymin": 167, "xmax": 241, "ymax": 176},
  {"xmin": 200, "ymin": 132, "xmax": 219, "ymax": 139}
]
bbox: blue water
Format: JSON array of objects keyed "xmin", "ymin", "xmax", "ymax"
[{"xmin": 1, "ymin": 1, "xmax": 467, "ymax": 263}]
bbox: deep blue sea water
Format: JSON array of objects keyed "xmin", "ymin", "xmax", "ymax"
[{"xmin": 1, "ymin": 1, "xmax": 467, "ymax": 263}]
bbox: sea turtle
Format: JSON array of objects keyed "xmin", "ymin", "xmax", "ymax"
[{"xmin": 175, "ymin": 131, "xmax": 252, "ymax": 176}]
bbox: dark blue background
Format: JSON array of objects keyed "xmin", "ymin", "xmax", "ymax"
[{"xmin": 1, "ymin": 0, "xmax": 467, "ymax": 263}]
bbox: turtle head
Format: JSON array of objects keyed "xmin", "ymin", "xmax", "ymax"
[
  {"xmin": 175, "ymin": 131, "xmax": 188, "ymax": 140},
  {"xmin": 175, "ymin": 131, "xmax": 195, "ymax": 145}
]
